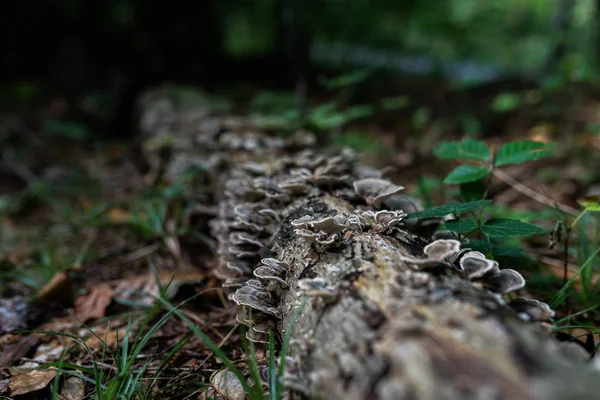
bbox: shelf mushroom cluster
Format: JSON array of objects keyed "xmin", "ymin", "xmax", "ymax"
[
  {"xmin": 212, "ymin": 135, "xmax": 360, "ymax": 342},
  {"xmin": 400, "ymin": 239, "xmax": 555, "ymax": 322},
  {"xmin": 292, "ymin": 214, "xmax": 349, "ymax": 249}
]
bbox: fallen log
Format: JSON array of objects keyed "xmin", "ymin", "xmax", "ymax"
[{"xmin": 138, "ymin": 86, "xmax": 600, "ymax": 400}]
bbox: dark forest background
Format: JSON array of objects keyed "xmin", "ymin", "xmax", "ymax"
[{"xmin": 2, "ymin": 0, "xmax": 599, "ymax": 136}]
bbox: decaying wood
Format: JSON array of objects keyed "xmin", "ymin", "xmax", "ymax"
[{"xmin": 138, "ymin": 87, "xmax": 600, "ymax": 400}]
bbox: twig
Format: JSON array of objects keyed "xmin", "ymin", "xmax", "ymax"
[{"xmin": 492, "ymin": 169, "xmax": 579, "ymax": 216}]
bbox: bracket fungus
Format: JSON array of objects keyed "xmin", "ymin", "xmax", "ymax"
[
  {"xmin": 228, "ymin": 231, "xmax": 265, "ymax": 248},
  {"xmin": 459, "ymin": 255, "xmax": 499, "ymax": 280},
  {"xmin": 400, "ymin": 239, "xmax": 462, "ymax": 269},
  {"xmin": 231, "ymin": 279, "xmax": 281, "ymax": 318},
  {"xmin": 253, "ymin": 258, "xmax": 290, "ymax": 287},
  {"xmin": 352, "ymin": 178, "xmax": 405, "ymax": 208},
  {"xmin": 293, "ymin": 214, "xmax": 348, "ymax": 249},
  {"xmin": 400, "ymin": 239, "xmax": 538, "ymax": 310},
  {"xmin": 373, "ymin": 210, "xmax": 407, "ymax": 233},
  {"xmin": 483, "ymin": 269, "xmax": 526, "ymax": 294},
  {"xmin": 510, "ymin": 297, "xmax": 555, "ymax": 322},
  {"xmin": 309, "ymin": 215, "xmax": 348, "ymax": 234}
]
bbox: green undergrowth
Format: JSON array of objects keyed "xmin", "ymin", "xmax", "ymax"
[
  {"xmin": 24, "ymin": 278, "xmax": 306, "ymax": 400},
  {"xmin": 3, "ymin": 75, "xmax": 600, "ymax": 397},
  {"xmin": 416, "ymin": 137, "xmax": 600, "ymax": 339}
]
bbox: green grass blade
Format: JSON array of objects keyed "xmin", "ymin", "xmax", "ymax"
[
  {"xmin": 241, "ymin": 317, "xmax": 265, "ymax": 400},
  {"xmin": 550, "ymin": 245, "xmax": 600, "ymax": 308},
  {"xmin": 155, "ymin": 295, "xmax": 255, "ymax": 396},
  {"xmin": 554, "ymin": 304, "xmax": 600, "ymax": 326},
  {"xmin": 269, "ymin": 330, "xmax": 277, "ymax": 400},
  {"xmin": 277, "ymin": 298, "xmax": 307, "ymax": 397}
]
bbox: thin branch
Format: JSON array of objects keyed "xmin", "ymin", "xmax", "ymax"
[{"xmin": 492, "ymin": 169, "xmax": 579, "ymax": 216}]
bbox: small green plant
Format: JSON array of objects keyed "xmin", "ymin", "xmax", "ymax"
[
  {"xmin": 549, "ymin": 196, "xmax": 600, "ymax": 302},
  {"xmin": 409, "ymin": 138, "xmax": 556, "ymax": 257},
  {"xmin": 433, "ymin": 138, "xmax": 555, "ymax": 186},
  {"xmin": 30, "ymin": 278, "xmax": 306, "ymax": 399},
  {"xmin": 406, "ymin": 199, "xmax": 546, "ymax": 243}
]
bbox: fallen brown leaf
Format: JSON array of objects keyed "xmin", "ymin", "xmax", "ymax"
[
  {"xmin": 74, "ymin": 283, "xmax": 114, "ymax": 322},
  {"xmin": 9, "ymin": 369, "xmax": 56, "ymax": 396},
  {"xmin": 36, "ymin": 270, "xmax": 72, "ymax": 304},
  {"xmin": 0, "ymin": 335, "xmax": 40, "ymax": 367},
  {"xmin": 112, "ymin": 271, "xmax": 206, "ymax": 306},
  {"xmin": 107, "ymin": 207, "xmax": 131, "ymax": 223}
]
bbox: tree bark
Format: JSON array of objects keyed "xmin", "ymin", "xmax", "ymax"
[{"xmin": 138, "ymin": 86, "xmax": 600, "ymax": 400}]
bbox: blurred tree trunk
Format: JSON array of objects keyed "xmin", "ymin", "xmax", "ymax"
[
  {"xmin": 545, "ymin": 0, "xmax": 575, "ymax": 74},
  {"xmin": 275, "ymin": 0, "xmax": 314, "ymax": 115}
]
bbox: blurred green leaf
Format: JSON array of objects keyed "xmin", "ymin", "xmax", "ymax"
[
  {"xmin": 494, "ymin": 140, "xmax": 555, "ymax": 166},
  {"xmin": 444, "ymin": 218, "xmax": 477, "ymax": 233},
  {"xmin": 43, "ymin": 120, "xmax": 89, "ymax": 141},
  {"xmin": 460, "ymin": 114, "xmax": 482, "ymax": 136},
  {"xmin": 460, "ymin": 179, "xmax": 486, "ymax": 202},
  {"xmin": 331, "ymin": 131, "xmax": 384, "ymax": 153},
  {"xmin": 412, "ymin": 107, "xmax": 431, "ymax": 130},
  {"xmin": 380, "ymin": 95, "xmax": 410, "ymax": 110},
  {"xmin": 453, "ymin": 199, "xmax": 492, "ymax": 214},
  {"xmin": 434, "ymin": 139, "xmax": 490, "ymax": 162},
  {"xmin": 444, "ymin": 165, "xmax": 490, "ymax": 184},
  {"xmin": 322, "ymin": 69, "xmax": 372, "ymax": 89},
  {"xmin": 481, "ymin": 218, "xmax": 546, "ymax": 237},
  {"xmin": 308, "ymin": 104, "xmax": 373, "ymax": 130},
  {"xmin": 492, "ymin": 246, "xmax": 525, "ymax": 258},
  {"xmin": 491, "ymin": 92, "xmax": 520, "ymax": 113},
  {"xmin": 407, "ymin": 199, "xmax": 491, "ymax": 219}
]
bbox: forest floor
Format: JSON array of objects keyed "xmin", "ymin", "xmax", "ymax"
[{"xmin": 1, "ymin": 81, "xmax": 600, "ymax": 398}]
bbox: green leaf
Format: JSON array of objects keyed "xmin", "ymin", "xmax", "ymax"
[
  {"xmin": 406, "ymin": 200, "xmax": 491, "ymax": 219},
  {"xmin": 380, "ymin": 95, "xmax": 410, "ymax": 110},
  {"xmin": 494, "ymin": 140, "xmax": 555, "ymax": 166},
  {"xmin": 466, "ymin": 239, "xmax": 491, "ymax": 255},
  {"xmin": 453, "ymin": 199, "xmax": 492, "ymax": 214},
  {"xmin": 43, "ymin": 120, "xmax": 90, "ymax": 141},
  {"xmin": 322, "ymin": 69, "xmax": 372, "ymax": 89},
  {"xmin": 492, "ymin": 246, "xmax": 525, "ymax": 258},
  {"xmin": 443, "ymin": 218, "xmax": 477, "ymax": 233},
  {"xmin": 308, "ymin": 104, "xmax": 373, "ymax": 130},
  {"xmin": 481, "ymin": 218, "xmax": 546, "ymax": 237},
  {"xmin": 444, "ymin": 165, "xmax": 490, "ymax": 184},
  {"xmin": 460, "ymin": 180, "xmax": 486, "ymax": 202},
  {"xmin": 406, "ymin": 202, "xmax": 459, "ymax": 219},
  {"xmin": 491, "ymin": 92, "xmax": 520, "ymax": 113},
  {"xmin": 433, "ymin": 139, "xmax": 490, "ymax": 162}
]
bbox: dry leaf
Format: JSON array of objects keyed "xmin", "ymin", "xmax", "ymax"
[
  {"xmin": 112, "ymin": 271, "xmax": 205, "ymax": 306},
  {"xmin": 0, "ymin": 335, "xmax": 41, "ymax": 367},
  {"xmin": 9, "ymin": 369, "xmax": 56, "ymax": 396},
  {"xmin": 74, "ymin": 284, "xmax": 114, "ymax": 322},
  {"xmin": 36, "ymin": 270, "xmax": 72, "ymax": 304},
  {"xmin": 107, "ymin": 207, "xmax": 131, "ymax": 223}
]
